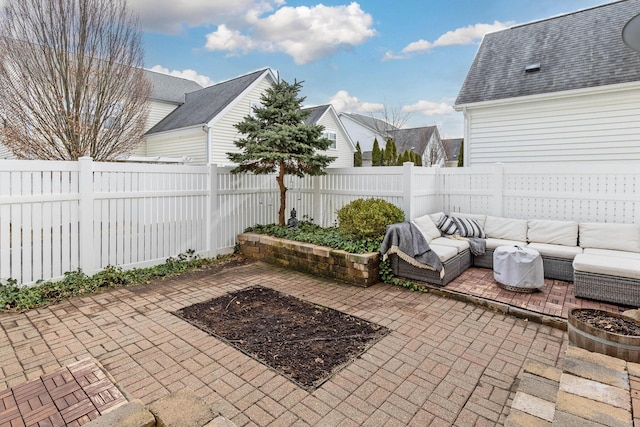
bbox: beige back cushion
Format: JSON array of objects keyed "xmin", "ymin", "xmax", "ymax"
[
  {"xmin": 527, "ymin": 219, "xmax": 578, "ymax": 246},
  {"xmin": 483, "ymin": 216, "xmax": 527, "ymax": 241},
  {"xmin": 450, "ymin": 212, "xmax": 487, "ymax": 228},
  {"xmin": 579, "ymin": 222, "xmax": 640, "ymax": 253},
  {"xmin": 412, "ymin": 214, "xmax": 441, "ymax": 243}
]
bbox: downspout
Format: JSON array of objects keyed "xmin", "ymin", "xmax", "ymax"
[
  {"xmin": 462, "ymin": 107, "xmax": 470, "ymax": 167},
  {"xmin": 203, "ymin": 124, "xmax": 211, "ymax": 164}
]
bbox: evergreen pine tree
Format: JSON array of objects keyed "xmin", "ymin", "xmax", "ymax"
[
  {"xmin": 228, "ymin": 79, "xmax": 335, "ymax": 226},
  {"xmin": 415, "ymin": 151, "xmax": 423, "ymax": 166},
  {"xmin": 354, "ymin": 142, "xmax": 363, "ymax": 167},
  {"xmin": 372, "ymin": 138, "xmax": 382, "ymax": 166},
  {"xmin": 457, "ymin": 139, "xmax": 464, "ymax": 167},
  {"xmin": 384, "ymin": 139, "xmax": 397, "ymax": 166}
]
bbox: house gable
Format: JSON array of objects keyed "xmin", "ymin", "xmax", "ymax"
[
  {"xmin": 456, "ymin": 0, "xmax": 640, "ymax": 106},
  {"xmin": 338, "ymin": 112, "xmax": 395, "ymax": 152},
  {"xmin": 305, "ymin": 105, "xmax": 355, "ymax": 168},
  {"xmin": 388, "ymin": 126, "xmax": 444, "ymax": 166},
  {"xmin": 146, "ymin": 69, "xmax": 275, "ymax": 135}
]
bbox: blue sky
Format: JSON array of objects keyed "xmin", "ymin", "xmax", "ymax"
[{"xmin": 135, "ymin": 0, "xmax": 615, "ymax": 138}]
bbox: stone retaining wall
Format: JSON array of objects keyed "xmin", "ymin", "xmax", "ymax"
[{"xmin": 237, "ymin": 233, "xmax": 380, "ymax": 287}]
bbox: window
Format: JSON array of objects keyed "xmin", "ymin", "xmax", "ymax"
[{"xmin": 323, "ymin": 131, "xmax": 337, "ymax": 149}]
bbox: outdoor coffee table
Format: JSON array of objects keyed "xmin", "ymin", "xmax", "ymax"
[{"xmin": 493, "ymin": 245, "xmax": 544, "ymax": 292}]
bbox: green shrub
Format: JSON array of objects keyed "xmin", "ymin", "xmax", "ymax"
[{"xmin": 336, "ymin": 198, "xmax": 404, "ymax": 240}]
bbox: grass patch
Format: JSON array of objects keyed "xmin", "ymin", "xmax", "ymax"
[{"xmin": 0, "ymin": 250, "xmax": 236, "ymax": 311}]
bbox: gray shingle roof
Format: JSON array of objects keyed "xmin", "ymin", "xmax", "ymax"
[
  {"xmin": 442, "ymin": 138, "xmax": 463, "ymax": 162},
  {"xmin": 456, "ymin": 0, "xmax": 640, "ymax": 106},
  {"xmin": 146, "ymin": 69, "xmax": 270, "ymax": 135},
  {"xmin": 304, "ymin": 105, "xmax": 331, "ymax": 124},
  {"xmin": 144, "ymin": 70, "xmax": 203, "ymax": 104},
  {"xmin": 340, "ymin": 113, "xmax": 398, "ymax": 133},
  {"xmin": 388, "ymin": 126, "xmax": 438, "ymax": 155}
]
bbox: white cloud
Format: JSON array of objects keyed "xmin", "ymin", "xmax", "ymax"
[
  {"xmin": 129, "ymin": 0, "xmax": 284, "ymax": 33},
  {"xmin": 204, "ymin": 25, "xmax": 255, "ymax": 53},
  {"xmin": 204, "ymin": 2, "xmax": 376, "ymax": 64},
  {"xmin": 329, "ymin": 90, "xmax": 384, "ymax": 114},
  {"xmin": 381, "ymin": 50, "xmax": 407, "ymax": 61},
  {"xmin": 149, "ymin": 65, "xmax": 215, "ymax": 87},
  {"xmin": 402, "ymin": 100, "xmax": 455, "ymax": 116},
  {"xmin": 402, "ymin": 21, "xmax": 514, "ymax": 54}
]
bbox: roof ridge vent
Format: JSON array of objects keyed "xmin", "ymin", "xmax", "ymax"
[{"xmin": 525, "ymin": 62, "xmax": 541, "ymax": 73}]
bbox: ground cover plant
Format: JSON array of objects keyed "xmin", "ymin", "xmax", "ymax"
[
  {"xmin": 247, "ymin": 198, "xmax": 425, "ymax": 291},
  {"xmin": 175, "ymin": 285, "xmax": 389, "ymax": 390},
  {"xmin": 0, "ymin": 251, "xmax": 238, "ymax": 311}
]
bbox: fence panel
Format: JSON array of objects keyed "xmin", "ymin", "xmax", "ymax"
[
  {"xmin": 4, "ymin": 158, "xmax": 640, "ymax": 286},
  {"xmin": 91, "ymin": 162, "xmax": 210, "ymax": 271},
  {"xmin": 0, "ymin": 160, "xmax": 80, "ymax": 284}
]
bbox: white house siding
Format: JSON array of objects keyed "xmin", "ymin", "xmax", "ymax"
[
  {"xmin": 144, "ymin": 128, "xmax": 206, "ymax": 164},
  {"xmin": 340, "ymin": 116, "xmax": 385, "ymax": 152},
  {"xmin": 209, "ymin": 77, "xmax": 273, "ymax": 166},
  {"xmin": 128, "ymin": 100, "xmax": 180, "ymax": 157},
  {"xmin": 0, "ymin": 143, "xmax": 16, "ymax": 159},
  {"xmin": 316, "ymin": 110, "xmax": 354, "ymax": 168},
  {"xmin": 463, "ymin": 84, "xmax": 640, "ymax": 166},
  {"xmin": 146, "ymin": 100, "xmax": 179, "ymax": 131}
]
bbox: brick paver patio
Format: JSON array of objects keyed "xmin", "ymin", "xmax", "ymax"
[{"xmin": 1, "ymin": 261, "xmax": 579, "ymax": 425}]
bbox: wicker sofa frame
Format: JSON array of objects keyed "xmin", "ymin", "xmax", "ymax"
[
  {"xmin": 574, "ymin": 271, "xmax": 640, "ymax": 307},
  {"xmin": 390, "ymin": 249, "xmax": 472, "ymax": 287}
]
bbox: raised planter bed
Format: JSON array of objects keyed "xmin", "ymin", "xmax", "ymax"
[{"xmin": 237, "ymin": 233, "xmax": 380, "ymax": 287}]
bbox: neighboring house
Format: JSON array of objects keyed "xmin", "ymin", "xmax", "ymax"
[
  {"xmin": 455, "ymin": 0, "xmax": 640, "ymax": 166},
  {"xmin": 304, "ymin": 105, "xmax": 355, "ymax": 168},
  {"xmin": 388, "ymin": 126, "xmax": 445, "ymax": 167},
  {"xmin": 141, "ymin": 69, "xmax": 353, "ymax": 167},
  {"xmin": 339, "ymin": 112, "xmax": 398, "ymax": 153},
  {"xmin": 442, "ymin": 138, "xmax": 463, "ymax": 167},
  {"xmin": 142, "ymin": 69, "xmax": 276, "ymax": 165},
  {"xmin": 144, "ymin": 70, "xmax": 204, "ymax": 131}
]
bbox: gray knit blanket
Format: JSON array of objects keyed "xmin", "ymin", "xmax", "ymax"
[{"xmin": 380, "ymin": 222, "xmax": 444, "ymax": 278}]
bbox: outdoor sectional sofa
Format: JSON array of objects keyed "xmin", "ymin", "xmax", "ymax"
[{"xmin": 389, "ymin": 212, "xmax": 640, "ymax": 307}]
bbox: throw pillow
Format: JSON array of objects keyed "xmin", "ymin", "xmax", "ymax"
[
  {"xmin": 437, "ymin": 215, "xmax": 458, "ymax": 235},
  {"xmin": 451, "ymin": 216, "xmax": 486, "ymax": 238}
]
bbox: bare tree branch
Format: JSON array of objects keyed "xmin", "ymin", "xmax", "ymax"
[{"xmin": 0, "ymin": 0, "xmax": 150, "ymax": 160}]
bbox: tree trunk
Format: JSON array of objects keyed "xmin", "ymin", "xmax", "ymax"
[{"xmin": 276, "ymin": 161, "xmax": 287, "ymax": 226}]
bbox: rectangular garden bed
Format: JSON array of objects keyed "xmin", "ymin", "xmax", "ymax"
[{"xmin": 237, "ymin": 233, "xmax": 380, "ymax": 287}]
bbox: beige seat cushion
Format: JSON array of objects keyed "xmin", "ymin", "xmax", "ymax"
[
  {"xmin": 429, "ymin": 244, "xmax": 459, "ymax": 263},
  {"xmin": 485, "ymin": 238, "xmax": 527, "ymax": 250},
  {"xmin": 527, "ymin": 219, "xmax": 579, "ymax": 246},
  {"xmin": 583, "ymin": 248, "xmax": 640, "ymax": 260},
  {"xmin": 526, "ymin": 242, "xmax": 582, "ymax": 260},
  {"xmin": 411, "ymin": 215, "xmax": 441, "ymax": 243},
  {"xmin": 431, "ymin": 237, "xmax": 470, "ymax": 253},
  {"xmin": 579, "ymin": 222, "xmax": 640, "ymax": 253},
  {"xmin": 573, "ymin": 254, "xmax": 640, "ymax": 279},
  {"xmin": 484, "ymin": 216, "xmax": 528, "ymax": 241}
]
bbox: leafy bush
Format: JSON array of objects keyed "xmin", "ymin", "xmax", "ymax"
[
  {"xmin": 246, "ymin": 221, "xmax": 382, "ymax": 254},
  {"xmin": 336, "ymin": 198, "xmax": 404, "ymax": 240}
]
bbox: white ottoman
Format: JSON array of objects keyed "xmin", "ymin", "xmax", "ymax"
[{"xmin": 493, "ymin": 245, "xmax": 544, "ymax": 292}]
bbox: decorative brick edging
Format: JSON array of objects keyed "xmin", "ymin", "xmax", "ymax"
[{"xmin": 237, "ymin": 233, "xmax": 380, "ymax": 287}]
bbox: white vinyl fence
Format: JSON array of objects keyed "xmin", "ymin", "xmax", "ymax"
[{"xmin": 2, "ymin": 158, "xmax": 640, "ymax": 285}]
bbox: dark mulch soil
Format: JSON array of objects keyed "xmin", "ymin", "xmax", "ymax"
[
  {"xmin": 573, "ymin": 309, "xmax": 640, "ymax": 336},
  {"xmin": 175, "ymin": 285, "xmax": 389, "ymax": 390}
]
